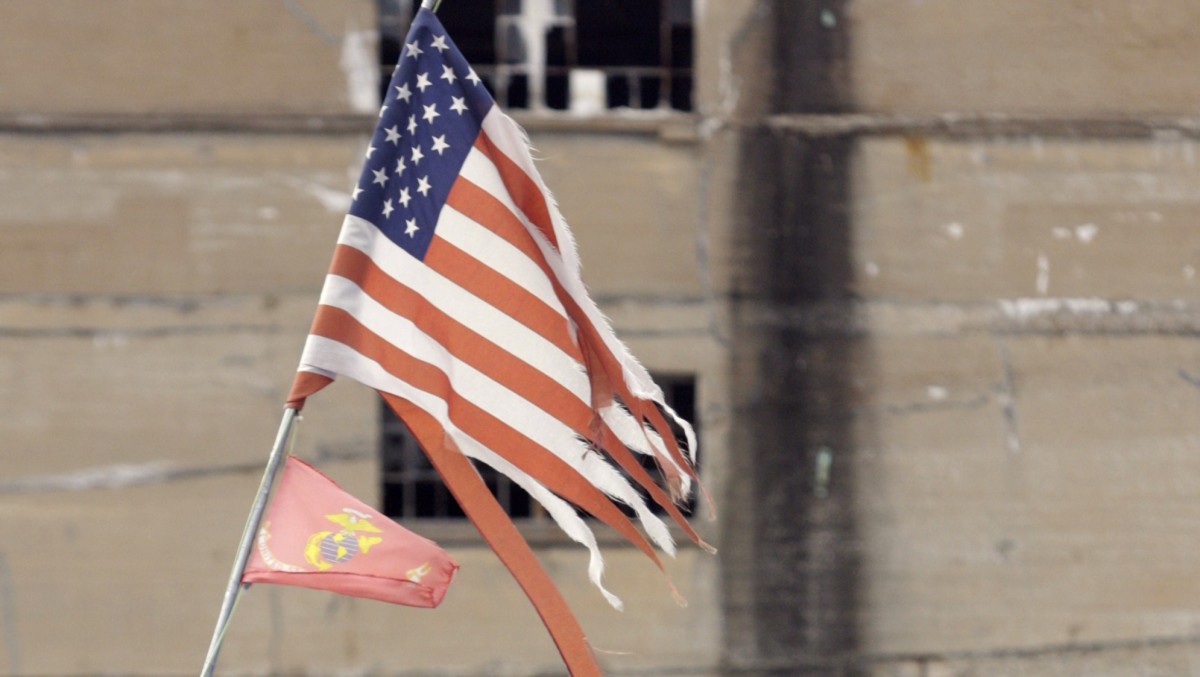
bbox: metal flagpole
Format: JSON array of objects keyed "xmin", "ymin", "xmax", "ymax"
[
  {"xmin": 201, "ymin": 1, "xmax": 440, "ymax": 673},
  {"xmin": 199, "ymin": 406, "xmax": 300, "ymax": 677}
]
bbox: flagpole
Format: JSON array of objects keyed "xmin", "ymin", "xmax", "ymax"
[
  {"xmin": 420, "ymin": 0, "xmax": 440, "ymax": 11},
  {"xmin": 199, "ymin": 406, "xmax": 300, "ymax": 677}
]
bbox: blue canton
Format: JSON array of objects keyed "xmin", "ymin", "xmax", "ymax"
[{"xmin": 349, "ymin": 9, "xmax": 496, "ymax": 261}]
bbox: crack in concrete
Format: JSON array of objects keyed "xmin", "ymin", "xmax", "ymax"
[
  {"xmin": 0, "ymin": 324, "xmax": 283, "ymax": 339},
  {"xmin": 1180, "ymin": 368, "xmax": 1200, "ymax": 390},
  {"xmin": 994, "ymin": 336, "xmax": 1023, "ymax": 455},
  {"xmin": 882, "ymin": 393, "xmax": 992, "ymax": 417},
  {"xmin": 0, "ymin": 448, "xmax": 370, "ymax": 496},
  {"xmin": 0, "ymin": 553, "xmax": 18, "ymax": 676}
]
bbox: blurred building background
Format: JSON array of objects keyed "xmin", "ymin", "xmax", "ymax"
[{"xmin": 1, "ymin": 1, "xmax": 1198, "ymax": 675}]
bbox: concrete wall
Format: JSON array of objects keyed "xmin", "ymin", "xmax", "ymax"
[
  {"xmin": 0, "ymin": 2, "xmax": 725, "ymax": 674},
  {"xmin": 713, "ymin": 1, "xmax": 1200, "ymax": 675},
  {"xmin": 5, "ymin": 0, "xmax": 1200, "ymax": 676},
  {"xmin": 849, "ymin": 136, "xmax": 1200, "ymax": 667},
  {"xmin": 0, "ymin": 124, "xmax": 723, "ymax": 675},
  {"xmin": 0, "ymin": 1, "xmax": 378, "ymax": 116},
  {"xmin": 848, "ymin": 1, "xmax": 1200, "ymax": 115}
]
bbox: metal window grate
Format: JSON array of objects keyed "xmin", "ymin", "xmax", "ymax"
[{"xmin": 377, "ymin": 0, "xmax": 693, "ymax": 112}]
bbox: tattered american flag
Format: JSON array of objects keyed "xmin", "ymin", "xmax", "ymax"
[{"xmin": 286, "ymin": 8, "xmax": 709, "ymax": 674}]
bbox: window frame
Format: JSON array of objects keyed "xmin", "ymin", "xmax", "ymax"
[{"xmin": 377, "ymin": 0, "xmax": 695, "ymax": 115}]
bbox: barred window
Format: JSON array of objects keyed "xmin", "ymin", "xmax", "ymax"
[
  {"xmin": 378, "ymin": 0, "xmax": 694, "ymax": 112},
  {"xmin": 380, "ymin": 373, "xmax": 697, "ymax": 520}
]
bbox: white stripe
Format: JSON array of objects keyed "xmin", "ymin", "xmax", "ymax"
[
  {"xmin": 476, "ymin": 110, "xmax": 699, "ymax": 463},
  {"xmin": 297, "ymin": 336, "xmax": 623, "ymax": 608},
  {"xmin": 436, "ymin": 203, "xmax": 568, "ymax": 325},
  {"xmin": 600, "ymin": 403, "xmax": 690, "ymax": 496},
  {"xmin": 306, "ymin": 272, "xmax": 674, "ymax": 553},
  {"xmin": 479, "ymin": 109, "xmax": 582, "ymax": 279},
  {"xmin": 336, "ymin": 213, "xmax": 588, "ymax": 403},
  {"xmin": 312, "ymin": 273, "xmax": 673, "ymax": 553},
  {"xmin": 469, "ymin": 116, "xmax": 655, "ymax": 393}
]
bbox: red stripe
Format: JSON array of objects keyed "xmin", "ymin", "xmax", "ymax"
[
  {"xmin": 383, "ymin": 393, "xmax": 601, "ymax": 677},
  {"xmin": 287, "ymin": 371, "xmax": 333, "ymax": 409},
  {"xmin": 328, "ymin": 243, "xmax": 695, "ymax": 533},
  {"xmin": 446, "ymin": 172, "xmax": 702, "ymax": 503},
  {"xmin": 328, "ymin": 244, "xmax": 584, "ymax": 431},
  {"xmin": 307, "ymin": 304, "xmax": 666, "ymax": 568},
  {"xmin": 446, "ymin": 177, "xmax": 558, "ymax": 282},
  {"xmin": 573, "ymin": 302, "xmax": 699, "ymax": 486},
  {"xmin": 423, "ymin": 235, "xmax": 577, "ymax": 358},
  {"xmin": 474, "ymin": 132, "xmax": 558, "ymax": 250}
]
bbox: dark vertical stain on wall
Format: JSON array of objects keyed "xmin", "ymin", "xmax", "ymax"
[{"xmin": 723, "ymin": 1, "xmax": 859, "ymax": 674}]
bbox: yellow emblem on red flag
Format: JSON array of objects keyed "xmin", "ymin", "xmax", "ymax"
[
  {"xmin": 303, "ymin": 509, "xmax": 383, "ymax": 571},
  {"xmin": 243, "ymin": 456, "xmax": 457, "ymax": 608}
]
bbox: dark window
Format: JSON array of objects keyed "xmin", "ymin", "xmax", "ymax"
[
  {"xmin": 377, "ymin": 0, "xmax": 693, "ymax": 112},
  {"xmin": 380, "ymin": 373, "xmax": 698, "ymax": 520}
]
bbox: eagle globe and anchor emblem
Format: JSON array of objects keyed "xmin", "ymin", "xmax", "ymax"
[
  {"xmin": 256, "ymin": 507, "xmax": 434, "ymax": 583},
  {"xmin": 304, "ymin": 508, "xmax": 383, "ymax": 570}
]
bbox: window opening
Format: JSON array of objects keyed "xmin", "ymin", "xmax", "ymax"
[
  {"xmin": 377, "ymin": 0, "xmax": 693, "ymax": 112},
  {"xmin": 380, "ymin": 373, "xmax": 698, "ymax": 520}
]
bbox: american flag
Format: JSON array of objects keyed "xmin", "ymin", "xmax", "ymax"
[{"xmin": 286, "ymin": 9, "xmax": 707, "ymax": 673}]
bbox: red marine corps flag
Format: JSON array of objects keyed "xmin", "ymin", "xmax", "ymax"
[
  {"xmin": 242, "ymin": 456, "xmax": 457, "ymax": 608},
  {"xmin": 203, "ymin": 3, "xmax": 710, "ymax": 677}
]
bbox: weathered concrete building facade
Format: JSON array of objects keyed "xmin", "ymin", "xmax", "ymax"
[{"xmin": 2, "ymin": 1, "xmax": 1199, "ymax": 676}]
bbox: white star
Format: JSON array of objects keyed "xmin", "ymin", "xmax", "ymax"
[
  {"xmin": 416, "ymin": 72, "xmax": 432, "ymax": 92},
  {"xmin": 405, "ymin": 218, "xmax": 419, "ymax": 237},
  {"xmin": 394, "ymin": 156, "xmax": 407, "ymax": 176},
  {"xmin": 382, "ymin": 199, "xmax": 394, "ymax": 218},
  {"xmin": 422, "ymin": 103, "xmax": 440, "ymax": 124},
  {"xmin": 417, "ymin": 175, "xmax": 432, "ymax": 196},
  {"xmin": 371, "ymin": 167, "xmax": 388, "ymax": 186},
  {"xmin": 352, "ymin": 185, "xmax": 364, "ymax": 201},
  {"xmin": 431, "ymin": 34, "xmax": 449, "ymax": 52},
  {"xmin": 410, "ymin": 145, "xmax": 424, "ymax": 165},
  {"xmin": 466, "ymin": 68, "xmax": 482, "ymax": 86},
  {"xmin": 440, "ymin": 64, "xmax": 457, "ymax": 85},
  {"xmin": 384, "ymin": 125, "xmax": 401, "ymax": 145},
  {"xmin": 378, "ymin": 104, "xmax": 388, "ymax": 118},
  {"xmin": 450, "ymin": 96, "xmax": 468, "ymax": 114},
  {"xmin": 404, "ymin": 40, "xmax": 423, "ymax": 58},
  {"xmin": 365, "ymin": 144, "xmax": 377, "ymax": 158},
  {"xmin": 398, "ymin": 187, "xmax": 412, "ymax": 208},
  {"xmin": 407, "ymin": 115, "xmax": 418, "ymax": 135},
  {"xmin": 395, "ymin": 83, "xmax": 412, "ymax": 103},
  {"xmin": 431, "ymin": 135, "xmax": 450, "ymax": 155}
]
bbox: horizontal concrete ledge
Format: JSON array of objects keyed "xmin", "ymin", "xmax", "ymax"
[
  {"xmin": 736, "ymin": 297, "xmax": 1200, "ymax": 337},
  {"xmin": 0, "ymin": 111, "xmax": 699, "ymax": 139},
  {"xmin": 0, "ymin": 112, "xmax": 377, "ymax": 136},
  {"xmin": 723, "ymin": 631, "xmax": 1200, "ymax": 675},
  {"xmin": 767, "ymin": 113, "xmax": 1200, "ymax": 140}
]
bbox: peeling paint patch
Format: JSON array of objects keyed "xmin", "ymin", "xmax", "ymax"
[
  {"xmin": 1074, "ymin": 222, "xmax": 1099, "ymax": 243},
  {"xmin": 1036, "ymin": 254, "xmax": 1050, "ymax": 295},
  {"xmin": 277, "ymin": 174, "xmax": 352, "ymax": 213},
  {"xmin": 340, "ymin": 28, "xmax": 380, "ymax": 114},
  {"xmin": 999, "ymin": 297, "xmax": 1139, "ymax": 322},
  {"xmin": 0, "ymin": 462, "xmax": 173, "ymax": 494}
]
